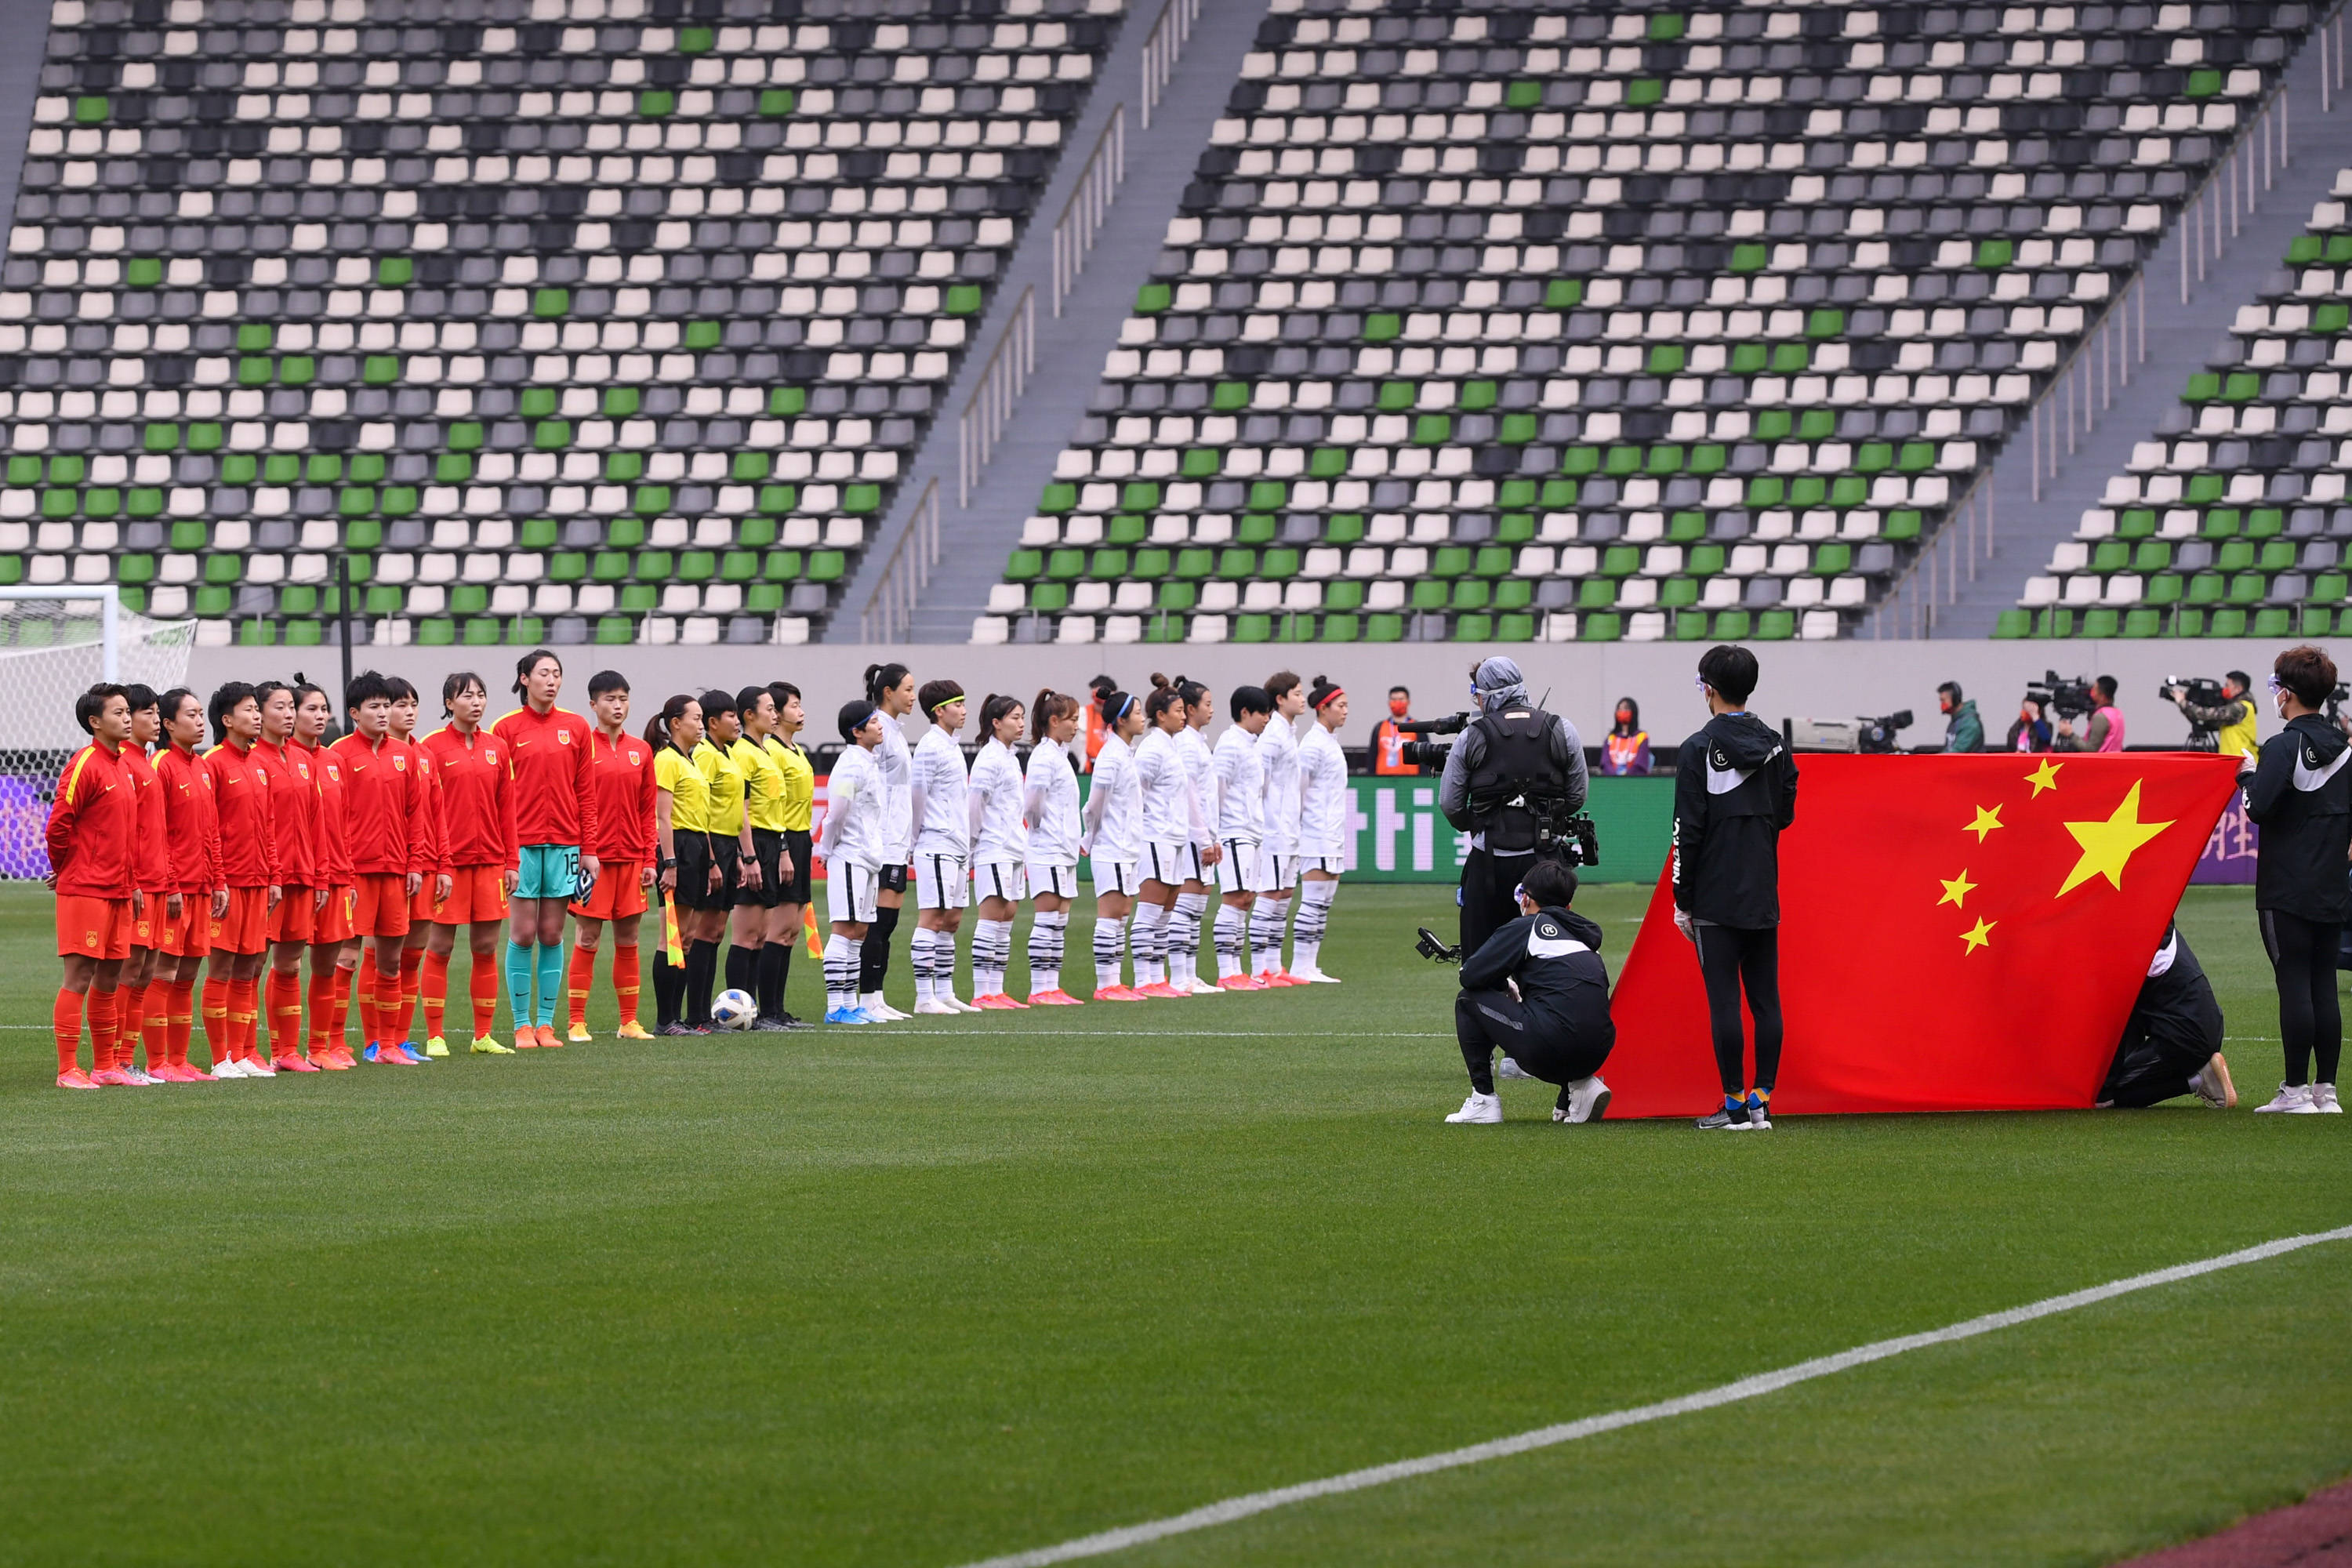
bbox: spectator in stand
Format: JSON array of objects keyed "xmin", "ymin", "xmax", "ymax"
[
  {"xmin": 1937, "ymin": 683, "xmax": 1983, "ymax": 754},
  {"xmin": 2054, "ymin": 677, "xmax": 2127, "ymax": 753},
  {"xmin": 2007, "ymin": 697, "xmax": 2053, "ymax": 753},
  {"xmin": 1599, "ymin": 698, "xmax": 1653, "ymax": 776},
  {"xmin": 1370, "ymin": 687, "xmax": 1415, "ymax": 775}
]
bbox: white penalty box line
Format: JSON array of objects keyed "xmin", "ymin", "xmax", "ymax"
[{"xmin": 953, "ymin": 1224, "xmax": 2352, "ymax": 1568}]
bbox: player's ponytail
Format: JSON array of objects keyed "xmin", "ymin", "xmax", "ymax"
[
  {"xmin": 979, "ymin": 692, "xmax": 1022, "ymax": 735},
  {"xmin": 1170, "ymin": 673, "xmax": 1210, "ymax": 713},
  {"xmin": 865, "ymin": 660, "xmax": 911, "ymax": 706},
  {"xmin": 513, "ymin": 647, "xmax": 561, "ymax": 696},
  {"xmin": 1093, "ymin": 682, "xmax": 1134, "ymax": 729},
  {"xmin": 646, "ymin": 693, "xmax": 695, "ymax": 756},
  {"xmin": 1033, "ymin": 689, "xmax": 1076, "ymax": 742}
]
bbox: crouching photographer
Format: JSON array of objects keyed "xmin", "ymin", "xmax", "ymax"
[
  {"xmin": 1436, "ymin": 656, "xmax": 1589, "ymax": 956},
  {"xmin": 1444, "ymin": 858, "xmax": 1614, "ymax": 1126},
  {"xmin": 2098, "ymin": 923, "xmax": 2236, "ymax": 1110}
]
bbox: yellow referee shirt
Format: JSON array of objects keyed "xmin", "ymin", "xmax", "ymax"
[
  {"xmin": 767, "ymin": 735, "xmax": 814, "ymax": 831},
  {"xmin": 731, "ymin": 734, "xmax": 788, "ymax": 833},
  {"xmin": 694, "ymin": 738, "xmax": 747, "ymax": 837},
  {"xmin": 655, "ymin": 746, "xmax": 711, "ymax": 833}
]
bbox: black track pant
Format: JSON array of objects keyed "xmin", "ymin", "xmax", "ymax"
[
  {"xmin": 1458, "ymin": 848, "xmax": 1525, "ymax": 958},
  {"xmin": 1694, "ymin": 923, "xmax": 1783, "ymax": 1096},
  {"xmin": 1456, "ymin": 989, "xmax": 1611, "ymax": 1101},
  {"xmin": 2259, "ymin": 908, "xmax": 2342, "ymax": 1087}
]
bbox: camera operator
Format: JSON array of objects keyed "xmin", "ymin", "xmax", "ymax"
[
  {"xmin": 2239, "ymin": 644, "xmax": 2352, "ymax": 1114},
  {"xmin": 1936, "ymin": 682, "xmax": 1982, "ymax": 753},
  {"xmin": 2165, "ymin": 671, "xmax": 2258, "ymax": 758},
  {"xmin": 1438, "ymin": 656, "xmax": 1588, "ymax": 957},
  {"xmin": 2053, "ymin": 676, "xmax": 2126, "ymax": 752},
  {"xmin": 1444, "ymin": 858, "xmax": 1614, "ymax": 1126},
  {"xmin": 2098, "ymin": 923, "xmax": 2235, "ymax": 1109}
]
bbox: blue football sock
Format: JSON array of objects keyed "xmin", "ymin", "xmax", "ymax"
[
  {"xmin": 535, "ymin": 942, "xmax": 565, "ymax": 1029},
  {"xmin": 504, "ymin": 941, "xmax": 535, "ymax": 1026}
]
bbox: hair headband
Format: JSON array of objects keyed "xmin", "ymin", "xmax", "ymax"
[{"xmin": 1312, "ymin": 685, "xmax": 1345, "ymax": 710}]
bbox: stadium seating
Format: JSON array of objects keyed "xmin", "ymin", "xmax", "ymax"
[
  {"xmin": 978, "ymin": 0, "xmax": 2317, "ymax": 647},
  {"xmin": 2, "ymin": 0, "xmax": 1119, "ymax": 648},
  {"xmin": 2014, "ymin": 165, "xmax": 2352, "ymax": 639}
]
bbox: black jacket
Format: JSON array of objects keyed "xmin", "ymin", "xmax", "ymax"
[
  {"xmin": 1671, "ymin": 712, "xmax": 1799, "ymax": 927},
  {"xmin": 2123, "ymin": 926, "xmax": 2223, "ymax": 1064},
  {"xmin": 2243, "ymin": 713, "xmax": 2352, "ymax": 921},
  {"xmin": 1459, "ymin": 906, "xmax": 1615, "ymax": 1049}
]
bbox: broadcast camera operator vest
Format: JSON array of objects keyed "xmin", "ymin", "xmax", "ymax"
[{"xmin": 1465, "ymin": 706, "xmax": 1555, "ymax": 854}]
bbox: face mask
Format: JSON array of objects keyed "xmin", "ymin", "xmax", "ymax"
[
  {"xmin": 1615, "ymin": 710, "xmax": 1633, "ymax": 727},
  {"xmin": 1388, "ymin": 697, "xmax": 1408, "ymax": 717}
]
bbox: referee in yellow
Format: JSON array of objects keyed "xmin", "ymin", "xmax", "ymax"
[
  {"xmin": 763, "ymin": 681, "xmax": 817, "ymax": 1029},
  {"xmin": 728, "ymin": 683, "xmax": 790, "ymax": 1029}
]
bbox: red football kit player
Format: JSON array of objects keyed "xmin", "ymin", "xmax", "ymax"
[
  {"xmin": 421, "ymin": 671, "xmax": 519, "ymax": 1053},
  {"xmin": 46, "ymin": 684, "xmax": 140, "ymax": 1088},
  {"xmin": 386, "ymin": 679, "xmax": 442, "ymax": 1055},
  {"xmin": 203, "ymin": 684, "xmax": 280, "ymax": 1076},
  {"xmin": 253, "ymin": 682, "xmax": 327, "ymax": 1071},
  {"xmin": 153, "ymin": 689, "xmax": 227, "ymax": 1080},
  {"xmin": 295, "ymin": 683, "xmax": 358, "ymax": 1068},
  {"xmin": 329, "ymin": 672, "xmax": 429, "ymax": 1062},
  {"xmin": 568, "ymin": 671, "xmax": 658, "ymax": 1039},
  {"xmin": 492, "ymin": 650, "xmax": 599, "ymax": 1049},
  {"xmin": 116, "ymin": 689, "xmax": 171, "ymax": 1082}
]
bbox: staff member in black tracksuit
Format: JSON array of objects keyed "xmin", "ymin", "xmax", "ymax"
[
  {"xmin": 1444, "ymin": 858, "xmax": 1615, "ymax": 1127},
  {"xmin": 2100, "ymin": 923, "xmax": 2236, "ymax": 1109},
  {"xmin": 1671, "ymin": 644, "xmax": 1799, "ymax": 1132},
  {"xmin": 2240, "ymin": 643, "xmax": 2352, "ymax": 1115}
]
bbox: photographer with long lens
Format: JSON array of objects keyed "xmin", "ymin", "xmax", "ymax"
[
  {"xmin": 1436, "ymin": 656, "xmax": 1588, "ymax": 958},
  {"xmin": 1443, "ymin": 858, "xmax": 1614, "ymax": 1127},
  {"xmin": 2162, "ymin": 671, "xmax": 2258, "ymax": 758},
  {"xmin": 2240, "ymin": 644, "xmax": 2352, "ymax": 1115}
]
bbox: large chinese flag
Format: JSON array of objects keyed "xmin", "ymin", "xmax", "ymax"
[{"xmin": 1604, "ymin": 753, "xmax": 2244, "ymax": 1116}]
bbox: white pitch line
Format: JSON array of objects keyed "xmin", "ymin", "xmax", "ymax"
[
  {"xmin": 952, "ymin": 1224, "xmax": 2352, "ymax": 1568},
  {"xmin": 853, "ymin": 1029, "xmax": 1454, "ymax": 1040}
]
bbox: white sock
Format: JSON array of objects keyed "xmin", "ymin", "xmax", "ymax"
[
  {"xmin": 909, "ymin": 928, "xmax": 934, "ymax": 1005},
  {"xmin": 1028, "ymin": 909, "xmax": 1066, "ymax": 995},
  {"xmin": 823, "ymin": 933, "xmax": 863, "ymax": 1014},
  {"xmin": 1133, "ymin": 902, "xmax": 1169, "ymax": 987},
  {"xmin": 1094, "ymin": 909, "xmax": 1123, "ymax": 990},
  {"xmin": 1214, "ymin": 904, "xmax": 1247, "ymax": 979},
  {"xmin": 1251, "ymin": 895, "xmax": 1291, "ymax": 974},
  {"xmin": 1171, "ymin": 891, "xmax": 1208, "ymax": 985},
  {"xmin": 1295, "ymin": 880, "xmax": 1337, "ymax": 975},
  {"xmin": 976, "ymin": 918, "xmax": 1012, "ymax": 997}
]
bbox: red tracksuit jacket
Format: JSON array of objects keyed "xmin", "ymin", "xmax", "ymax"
[
  {"xmin": 46, "ymin": 740, "xmax": 136, "ymax": 898},
  {"xmin": 205, "ymin": 740, "xmax": 278, "ymax": 891},
  {"xmin": 328, "ymin": 731, "xmax": 430, "ymax": 877},
  {"xmin": 585, "ymin": 728, "xmax": 658, "ymax": 866},
  {"xmin": 492, "ymin": 703, "xmax": 599, "ymax": 851},
  {"xmin": 156, "ymin": 742, "xmax": 225, "ymax": 897},
  {"xmin": 422, "ymin": 724, "xmax": 518, "ymax": 873}
]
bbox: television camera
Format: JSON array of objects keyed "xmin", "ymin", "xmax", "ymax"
[
  {"xmin": 1780, "ymin": 711, "xmax": 1912, "ymax": 753},
  {"xmin": 2027, "ymin": 671, "xmax": 2097, "ymax": 720}
]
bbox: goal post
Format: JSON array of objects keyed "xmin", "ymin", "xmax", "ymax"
[{"xmin": 0, "ymin": 588, "xmax": 197, "ymax": 879}]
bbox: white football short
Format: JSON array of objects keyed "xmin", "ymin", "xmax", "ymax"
[
  {"xmin": 1026, "ymin": 861, "xmax": 1078, "ymax": 901},
  {"xmin": 1250, "ymin": 846, "xmax": 1295, "ymax": 895},
  {"xmin": 913, "ymin": 851, "xmax": 968, "ymax": 910},
  {"xmin": 1142, "ymin": 840, "xmax": 1192, "ymax": 887},
  {"xmin": 1297, "ymin": 855, "xmax": 1343, "ymax": 877},
  {"xmin": 826, "ymin": 861, "xmax": 880, "ymax": 926},
  {"xmin": 972, "ymin": 859, "xmax": 1027, "ymax": 905},
  {"xmin": 1218, "ymin": 837, "xmax": 1260, "ymax": 895},
  {"xmin": 1090, "ymin": 858, "xmax": 1139, "ymax": 898}
]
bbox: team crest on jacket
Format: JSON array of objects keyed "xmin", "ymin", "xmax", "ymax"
[
  {"xmin": 557, "ymin": 729, "xmax": 572, "ymax": 744},
  {"xmin": 393, "ymin": 755, "xmax": 408, "ymax": 771}
]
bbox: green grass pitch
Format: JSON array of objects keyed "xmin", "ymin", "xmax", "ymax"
[{"xmin": 2, "ymin": 880, "xmax": 2347, "ymax": 1566}]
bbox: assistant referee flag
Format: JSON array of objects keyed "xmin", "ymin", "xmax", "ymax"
[{"xmin": 1606, "ymin": 753, "xmax": 2242, "ymax": 1116}]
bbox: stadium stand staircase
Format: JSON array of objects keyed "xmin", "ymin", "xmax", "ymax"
[
  {"xmin": 0, "ymin": 0, "xmax": 1124, "ymax": 652},
  {"xmin": 969, "ymin": 0, "xmax": 2336, "ymax": 648},
  {"xmin": 842, "ymin": 0, "xmax": 1274, "ymax": 644},
  {"xmin": 1886, "ymin": 11, "xmax": 2352, "ymax": 637}
]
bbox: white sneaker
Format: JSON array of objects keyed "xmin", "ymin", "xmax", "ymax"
[
  {"xmin": 245, "ymin": 1058, "xmax": 278, "ymax": 1076},
  {"xmin": 1445, "ymin": 1091, "xmax": 1503, "ymax": 1124},
  {"xmin": 1186, "ymin": 975, "xmax": 1221, "ymax": 995},
  {"xmin": 945, "ymin": 994, "xmax": 983, "ymax": 1013},
  {"xmin": 120, "ymin": 1064, "xmax": 162, "ymax": 1087},
  {"xmin": 913, "ymin": 999, "xmax": 960, "ymax": 1016},
  {"xmin": 860, "ymin": 993, "xmax": 911, "ymax": 1022},
  {"xmin": 1496, "ymin": 1056, "xmax": 1537, "ymax": 1081},
  {"xmin": 1555, "ymin": 1076, "xmax": 1612, "ymax": 1124},
  {"xmin": 1304, "ymin": 968, "xmax": 1340, "ymax": 983},
  {"xmin": 211, "ymin": 1058, "xmax": 253, "ymax": 1080},
  {"xmin": 2191, "ymin": 1053, "xmax": 2237, "ymax": 1109},
  {"xmin": 2254, "ymin": 1083, "xmax": 2321, "ymax": 1114},
  {"xmin": 2314, "ymin": 1082, "xmax": 2343, "ymax": 1113}
]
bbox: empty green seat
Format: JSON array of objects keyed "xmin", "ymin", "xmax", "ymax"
[
  {"xmin": 1044, "ymin": 549, "xmax": 1085, "ymax": 580},
  {"xmin": 1755, "ymin": 609, "xmax": 1796, "ymax": 640},
  {"xmin": 1581, "ymin": 612, "xmax": 1623, "ymax": 641},
  {"xmin": 806, "ymin": 552, "xmax": 846, "ymax": 583},
  {"xmin": 1174, "ymin": 549, "xmax": 1213, "ymax": 579},
  {"xmin": 416, "ymin": 618, "xmax": 456, "ymax": 646},
  {"xmin": 1364, "ymin": 613, "xmax": 1404, "ymax": 642},
  {"xmin": 1004, "ymin": 549, "xmax": 1043, "ymax": 580},
  {"xmin": 1497, "ymin": 612, "xmax": 1535, "ymax": 642},
  {"xmin": 1454, "ymin": 612, "xmax": 1494, "ymax": 641},
  {"xmin": 1216, "ymin": 547, "xmax": 1257, "ymax": 579},
  {"xmin": 1089, "ymin": 548, "xmax": 1129, "ymax": 579},
  {"xmin": 1430, "ymin": 546, "xmax": 1471, "ymax": 577},
  {"xmin": 1232, "ymin": 614, "xmax": 1272, "ymax": 643},
  {"xmin": 2080, "ymin": 608, "xmax": 2120, "ymax": 637},
  {"xmin": 764, "ymin": 550, "xmax": 804, "ymax": 581},
  {"xmin": 2121, "ymin": 608, "xmax": 2162, "ymax": 637},
  {"xmin": 2252, "ymin": 608, "xmax": 2294, "ymax": 637},
  {"xmin": 595, "ymin": 616, "xmax": 633, "ymax": 644}
]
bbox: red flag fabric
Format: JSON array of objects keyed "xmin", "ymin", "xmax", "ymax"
[{"xmin": 1605, "ymin": 753, "xmax": 2243, "ymax": 1116}]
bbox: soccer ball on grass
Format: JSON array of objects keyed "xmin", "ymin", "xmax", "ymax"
[{"xmin": 711, "ymin": 989, "xmax": 757, "ymax": 1031}]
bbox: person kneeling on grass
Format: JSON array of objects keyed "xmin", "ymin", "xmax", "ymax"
[
  {"xmin": 1446, "ymin": 858, "xmax": 1614, "ymax": 1126},
  {"xmin": 2099, "ymin": 922, "xmax": 2237, "ymax": 1110}
]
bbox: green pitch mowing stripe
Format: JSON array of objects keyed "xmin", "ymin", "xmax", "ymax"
[
  {"xmin": 960, "ymin": 1225, "xmax": 2352, "ymax": 1566},
  {"xmin": 0, "ymin": 883, "xmax": 2347, "ymax": 1568}
]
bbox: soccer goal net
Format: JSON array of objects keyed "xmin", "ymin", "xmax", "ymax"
[{"xmin": 0, "ymin": 589, "xmax": 197, "ymax": 879}]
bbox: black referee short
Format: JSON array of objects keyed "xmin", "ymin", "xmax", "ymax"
[
  {"xmin": 737, "ymin": 826, "xmax": 785, "ymax": 909},
  {"xmin": 779, "ymin": 827, "xmax": 813, "ymax": 905},
  {"xmin": 712, "ymin": 837, "xmax": 742, "ymax": 906},
  {"xmin": 674, "ymin": 833, "xmax": 719, "ymax": 911}
]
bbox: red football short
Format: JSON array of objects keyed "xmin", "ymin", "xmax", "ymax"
[
  {"xmin": 350, "ymin": 873, "xmax": 412, "ymax": 939},
  {"xmin": 269, "ymin": 884, "xmax": 318, "ymax": 945},
  {"xmin": 207, "ymin": 886, "xmax": 270, "ymax": 956},
  {"xmin": 314, "ymin": 885, "xmax": 356, "ymax": 946},
  {"xmin": 432, "ymin": 864, "xmax": 510, "ymax": 926},
  {"xmin": 569, "ymin": 861, "xmax": 648, "ymax": 921},
  {"xmin": 56, "ymin": 895, "xmax": 132, "ymax": 961},
  {"xmin": 152, "ymin": 895, "xmax": 210, "ymax": 958}
]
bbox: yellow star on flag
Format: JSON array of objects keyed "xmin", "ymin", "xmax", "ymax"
[
  {"xmin": 1965, "ymin": 804, "xmax": 2003, "ymax": 842},
  {"xmin": 2025, "ymin": 759, "xmax": 2063, "ymax": 797},
  {"xmin": 2056, "ymin": 780, "xmax": 2175, "ymax": 897},
  {"xmin": 1960, "ymin": 918, "xmax": 1995, "ymax": 953},
  {"xmin": 1938, "ymin": 869, "xmax": 1976, "ymax": 909}
]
